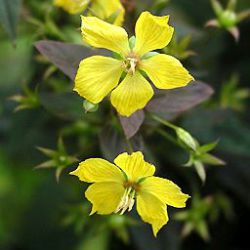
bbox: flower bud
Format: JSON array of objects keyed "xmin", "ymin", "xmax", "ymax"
[
  {"xmin": 219, "ymin": 10, "xmax": 237, "ymax": 28},
  {"xmin": 83, "ymin": 100, "xmax": 99, "ymax": 113}
]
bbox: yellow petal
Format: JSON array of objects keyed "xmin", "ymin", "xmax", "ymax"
[
  {"xmin": 54, "ymin": 0, "xmax": 89, "ymax": 14},
  {"xmin": 110, "ymin": 72, "xmax": 153, "ymax": 116},
  {"xmin": 81, "ymin": 16, "xmax": 130, "ymax": 56},
  {"xmin": 90, "ymin": 0, "xmax": 125, "ymax": 26},
  {"xmin": 74, "ymin": 56, "xmax": 123, "ymax": 104},
  {"xmin": 85, "ymin": 182, "xmax": 125, "ymax": 215},
  {"xmin": 114, "ymin": 151, "xmax": 155, "ymax": 182},
  {"xmin": 140, "ymin": 177, "xmax": 190, "ymax": 208},
  {"xmin": 136, "ymin": 191, "xmax": 169, "ymax": 237},
  {"xmin": 70, "ymin": 158, "xmax": 124, "ymax": 183},
  {"xmin": 140, "ymin": 54, "xmax": 194, "ymax": 89},
  {"xmin": 134, "ymin": 12, "xmax": 174, "ymax": 56}
]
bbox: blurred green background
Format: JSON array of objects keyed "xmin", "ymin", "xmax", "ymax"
[{"xmin": 0, "ymin": 0, "xmax": 250, "ymax": 249}]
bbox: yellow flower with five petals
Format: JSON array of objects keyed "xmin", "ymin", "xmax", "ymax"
[
  {"xmin": 70, "ymin": 151, "xmax": 190, "ymax": 236},
  {"xmin": 74, "ymin": 11, "xmax": 194, "ymax": 117},
  {"xmin": 54, "ymin": 0, "xmax": 124, "ymax": 26}
]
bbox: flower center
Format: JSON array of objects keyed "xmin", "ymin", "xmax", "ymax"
[
  {"xmin": 123, "ymin": 53, "xmax": 140, "ymax": 75},
  {"xmin": 115, "ymin": 182, "xmax": 139, "ymax": 215}
]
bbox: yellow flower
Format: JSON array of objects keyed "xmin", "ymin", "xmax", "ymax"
[
  {"xmin": 54, "ymin": 0, "xmax": 124, "ymax": 26},
  {"xmin": 54, "ymin": 0, "xmax": 89, "ymax": 14},
  {"xmin": 74, "ymin": 11, "xmax": 194, "ymax": 117},
  {"xmin": 70, "ymin": 151, "xmax": 190, "ymax": 236}
]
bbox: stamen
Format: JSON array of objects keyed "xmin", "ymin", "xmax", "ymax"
[
  {"xmin": 123, "ymin": 54, "xmax": 140, "ymax": 75},
  {"xmin": 127, "ymin": 57, "xmax": 137, "ymax": 74},
  {"xmin": 115, "ymin": 187, "xmax": 136, "ymax": 214},
  {"xmin": 128, "ymin": 192, "xmax": 135, "ymax": 211}
]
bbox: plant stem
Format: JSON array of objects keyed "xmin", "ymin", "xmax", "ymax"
[
  {"xmin": 125, "ymin": 137, "xmax": 134, "ymax": 154},
  {"xmin": 150, "ymin": 114, "xmax": 178, "ymax": 130},
  {"xmin": 156, "ymin": 128, "xmax": 180, "ymax": 147}
]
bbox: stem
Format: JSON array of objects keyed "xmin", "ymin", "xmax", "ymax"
[
  {"xmin": 157, "ymin": 128, "xmax": 180, "ymax": 147},
  {"xmin": 150, "ymin": 114, "xmax": 178, "ymax": 130},
  {"xmin": 125, "ymin": 137, "xmax": 134, "ymax": 154}
]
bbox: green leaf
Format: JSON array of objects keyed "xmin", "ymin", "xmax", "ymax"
[
  {"xmin": 36, "ymin": 147, "xmax": 56, "ymax": 157},
  {"xmin": 210, "ymin": 0, "xmax": 223, "ymax": 16},
  {"xmin": 182, "ymin": 222, "xmax": 195, "ymax": 238},
  {"xmin": 34, "ymin": 160, "xmax": 56, "ymax": 169},
  {"xmin": 198, "ymin": 140, "xmax": 219, "ymax": 153},
  {"xmin": 55, "ymin": 166, "xmax": 65, "ymax": 183},
  {"xmin": 194, "ymin": 161, "xmax": 206, "ymax": 183},
  {"xmin": 57, "ymin": 137, "xmax": 66, "ymax": 154},
  {"xmin": 196, "ymin": 220, "xmax": 210, "ymax": 241},
  {"xmin": 200, "ymin": 153, "xmax": 226, "ymax": 165},
  {"xmin": 0, "ymin": 0, "xmax": 22, "ymax": 43},
  {"xmin": 237, "ymin": 9, "xmax": 250, "ymax": 22},
  {"xmin": 226, "ymin": 0, "xmax": 237, "ymax": 12}
]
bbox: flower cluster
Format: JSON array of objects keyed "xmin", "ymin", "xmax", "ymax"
[{"xmin": 62, "ymin": 4, "xmax": 193, "ymax": 236}]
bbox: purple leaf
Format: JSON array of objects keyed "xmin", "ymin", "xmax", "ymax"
[
  {"xmin": 146, "ymin": 81, "xmax": 214, "ymax": 114},
  {"xmin": 35, "ymin": 40, "xmax": 97, "ymax": 80},
  {"xmin": 99, "ymin": 125, "xmax": 127, "ymax": 161},
  {"xmin": 39, "ymin": 92, "xmax": 83, "ymax": 120},
  {"xmin": 119, "ymin": 110, "xmax": 145, "ymax": 139},
  {"xmin": 99, "ymin": 125, "xmax": 144, "ymax": 161}
]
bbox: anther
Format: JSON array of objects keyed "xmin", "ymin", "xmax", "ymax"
[
  {"xmin": 115, "ymin": 187, "xmax": 136, "ymax": 214},
  {"xmin": 123, "ymin": 54, "xmax": 139, "ymax": 75}
]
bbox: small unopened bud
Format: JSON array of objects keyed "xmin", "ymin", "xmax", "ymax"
[
  {"xmin": 176, "ymin": 128, "xmax": 198, "ymax": 151},
  {"xmin": 219, "ymin": 10, "xmax": 237, "ymax": 28},
  {"xmin": 83, "ymin": 100, "xmax": 98, "ymax": 113}
]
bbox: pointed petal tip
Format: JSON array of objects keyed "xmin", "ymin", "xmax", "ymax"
[
  {"xmin": 69, "ymin": 169, "xmax": 77, "ymax": 176},
  {"xmin": 152, "ymin": 216, "xmax": 169, "ymax": 237},
  {"xmin": 205, "ymin": 19, "xmax": 220, "ymax": 28},
  {"xmin": 153, "ymin": 230, "xmax": 158, "ymax": 237},
  {"xmin": 228, "ymin": 27, "xmax": 240, "ymax": 42},
  {"xmin": 89, "ymin": 207, "xmax": 96, "ymax": 216}
]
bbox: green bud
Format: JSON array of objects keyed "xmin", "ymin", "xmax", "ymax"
[
  {"xmin": 58, "ymin": 155, "xmax": 67, "ymax": 164},
  {"xmin": 108, "ymin": 214, "xmax": 126, "ymax": 229},
  {"xmin": 219, "ymin": 10, "xmax": 237, "ymax": 28},
  {"xmin": 176, "ymin": 128, "xmax": 198, "ymax": 151},
  {"xmin": 83, "ymin": 100, "xmax": 99, "ymax": 113}
]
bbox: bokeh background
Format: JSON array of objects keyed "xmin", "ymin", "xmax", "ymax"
[{"xmin": 0, "ymin": 0, "xmax": 250, "ymax": 249}]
